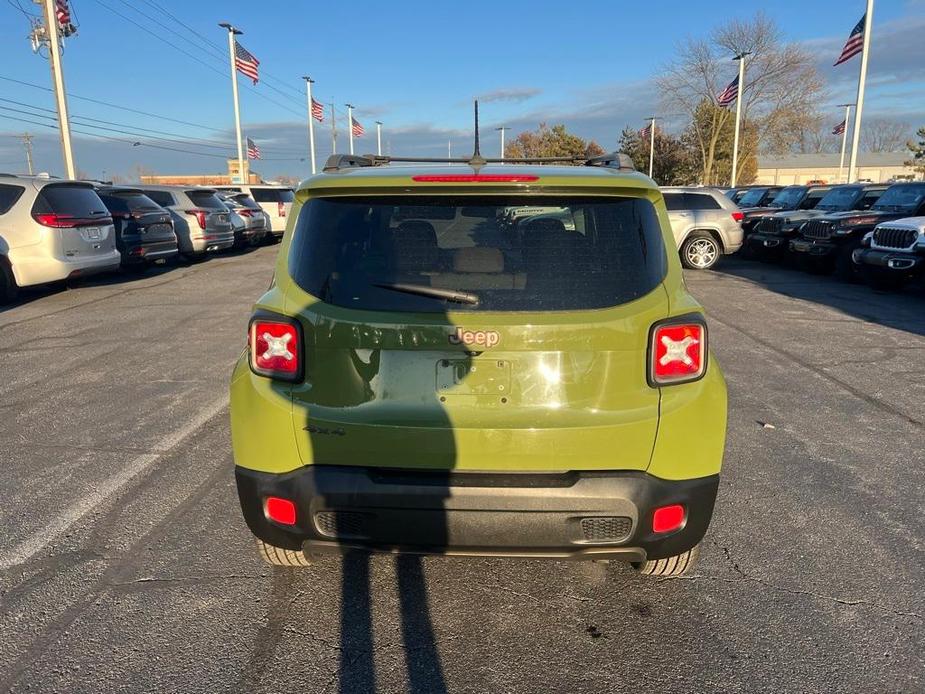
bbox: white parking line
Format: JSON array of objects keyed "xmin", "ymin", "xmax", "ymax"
[{"xmin": 0, "ymin": 395, "xmax": 229, "ymax": 571}]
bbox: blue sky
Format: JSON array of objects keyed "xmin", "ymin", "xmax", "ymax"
[{"xmin": 0, "ymin": 0, "xmax": 923, "ymax": 179}]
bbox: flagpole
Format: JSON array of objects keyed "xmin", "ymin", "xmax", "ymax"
[
  {"xmin": 302, "ymin": 76, "xmax": 316, "ymax": 175},
  {"xmin": 847, "ymin": 0, "xmax": 874, "ymax": 183},
  {"xmin": 837, "ymin": 103, "xmax": 852, "ymax": 183},
  {"xmin": 375, "ymin": 121, "xmax": 383, "ymax": 156},
  {"xmin": 346, "ymin": 104, "xmax": 355, "ymax": 155},
  {"xmin": 330, "ymin": 104, "xmax": 336, "ymax": 154},
  {"xmin": 219, "ymin": 23, "xmax": 246, "ymax": 184},
  {"xmin": 730, "ymin": 52, "xmax": 748, "ymax": 188},
  {"xmin": 647, "ymin": 116, "xmax": 656, "ymax": 179}
]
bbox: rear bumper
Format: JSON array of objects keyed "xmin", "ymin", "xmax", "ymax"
[
  {"xmin": 235, "ymin": 465, "xmax": 719, "ymax": 562},
  {"xmin": 10, "ymin": 250, "xmax": 121, "ymax": 287},
  {"xmin": 121, "ymin": 239, "xmax": 178, "ymax": 264},
  {"xmin": 852, "ymin": 247, "xmax": 924, "ymax": 273}
]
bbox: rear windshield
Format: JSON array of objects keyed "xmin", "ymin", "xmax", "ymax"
[
  {"xmin": 252, "ymin": 188, "xmax": 295, "ymax": 203},
  {"xmin": 0, "ymin": 184, "xmax": 25, "ymax": 214},
  {"xmin": 288, "ymin": 196, "xmax": 667, "ymax": 313},
  {"xmin": 100, "ymin": 192, "xmax": 162, "ymax": 212},
  {"xmin": 32, "ymin": 185, "xmax": 108, "ymax": 217},
  {"xmin": 233, "ymin": 195, "xmax": 262, "ymax": 210},
  {"xmin": 186, "ymin": 190, "xmax": 227, "ymax": 209}
]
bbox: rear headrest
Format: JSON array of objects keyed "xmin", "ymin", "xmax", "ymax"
[
  {"xmin": 453, "ymin": 247, "xmax": 504, "ymax": 273},
  {"xmin": 396, "ymin": 220, "xmax": 437, "ymax": 242},
  {"xmin": 524, "ymin": 218, "xmax": 567, "ymax": 234},
  {"xmin": 392, "ymin": 220, "xmax": 439, "ymax": 270}
]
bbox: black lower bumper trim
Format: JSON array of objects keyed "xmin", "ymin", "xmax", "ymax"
[
  {"xmin": 235, "ymin": 466, "xmax": 719, "ymax": 562},
  {"xmin": 852, "ymin": 247, "xmax": 923, "ymax": 272}
]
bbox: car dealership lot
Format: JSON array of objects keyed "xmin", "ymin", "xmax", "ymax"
[{"xmin": 0, "ymin": 249, "xmax": 922, "ymax": 693}]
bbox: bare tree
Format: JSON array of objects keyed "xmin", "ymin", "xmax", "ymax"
[
  {"xmin": 861, "ymin": 118, "xmax": 910, "ymax": 153},
  {"xmin": 658, "ymin": 13, "xmax": 824, "ymax": 183}
]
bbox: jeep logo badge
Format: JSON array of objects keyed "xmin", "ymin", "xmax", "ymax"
[{"xmin": 449, "ymin": 327, "xmax": 500, "ymax": 348}]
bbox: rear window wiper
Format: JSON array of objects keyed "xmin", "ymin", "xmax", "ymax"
[{"xmin": 373, "ymin": 282, "xmax": 479, "ymax": 305}]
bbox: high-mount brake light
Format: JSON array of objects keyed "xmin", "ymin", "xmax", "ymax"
[
  {"xmin": 652, "ymin": 504, "xmax": 686, "ymax": 533},
  {"xmin": 648, "ymin": 319, "xmax": 707, "ymax": 386},
  {"xmin": 264, "ymin": 496, "xmax": 297, "ymax": 526},
  {"xmin": 249, "ymin": 317, "xmax": 301, "ymax": 381},
  {"xmin": 731, "ymin": 211, "xmax": 744, "ymax": 223},
  {"xmin": 411, "ymin": 174, "xmax": 539, "ymax": 183},
  {"xmin": 184, "ymin": 208, "xmax": 208, "ymax": 230}
]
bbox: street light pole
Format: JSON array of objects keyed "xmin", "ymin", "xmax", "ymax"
[
  {"xmin": 495, "ymin": 126, "xmax": 508, "ymax": 163},
  {"xmin": 41, "ymin": 0, "xmax": 75, "ymax": 178},
  {"xmin": 848, "ymin": 0, "xmax": 874, "ymax": 183},
  {"xmin": 730, "ymin": 52, "xmax": 749, "ymax": 188},
  {"xmin": 346, "ymin": 104, "xmax": 355, "ymax": 155},
  {"xmin": 375, "ymin": 121, "xmax": 383, "ymax": 156},
  {"xmin": 302, "ymin": 76, "xmax": 317, "ymax": 175},
  {"xmin": 646, "ymin": 116, "xmax": 656, "ymax": 179},
  {"xmin": 20, "ymin": 133, "xmax": 34, "ymax": 175},
  {"xmin": 219, "ymin": 23, "xmax": 246, "ymax": 184},
  {"xmin": 837, "ymin": 103, "xmax": 853, "ymax": 184}
]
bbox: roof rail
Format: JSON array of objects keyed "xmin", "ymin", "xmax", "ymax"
[{"xmin": 322, "ymin": 151, "xmax": 637, "ymax": 173}]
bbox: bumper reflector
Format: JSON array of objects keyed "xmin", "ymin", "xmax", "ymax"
[
  {"xmin": 652, "ymin": 504, "xmax": 685, "ymax": 534},
  {"xmin": 265, "ymin": 496, "xmax": 297, "ymax": 526}
]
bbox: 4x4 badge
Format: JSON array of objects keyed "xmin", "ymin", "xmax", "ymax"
[{"xmin": 449, "ymin": 327, "xmax": 500, "ymax": 348}]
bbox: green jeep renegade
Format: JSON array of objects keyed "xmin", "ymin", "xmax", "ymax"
[{"xmin": 230, "ymin": 150, "xmax": 727, "ymax": 577}]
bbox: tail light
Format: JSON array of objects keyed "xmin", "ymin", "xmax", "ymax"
[
  {"xmin": 238, "ymin": 209, "xmax": 254, "ymax": 218},
  {"xmin": 278, "ymin": 201, "xmax": 286, "ymax": 218},
  {"xmin": 731, "ymin": 211, "xmax": 744, "ymax": 223},
  {"xmin": 184, "ymin": 209, "xmax": 207, "ymax": 230},
  {"xmin": 249, "ymin": 315, "xmax": 302, "ymax": 381},
  {"xmin": 32, "ymin": 212, "xmax": 113, "ymax": 228},
  {"xmin": 648, "ymin": 317, "xmax": 707, "ymax": 386}
]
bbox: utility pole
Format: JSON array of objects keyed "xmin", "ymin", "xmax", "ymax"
[
  {"xmin": 495, "ymin": 126, "xmax": 509, "ymax": 163},
  {"xmin": 447, "ymin": 140, "xmax": 452, "ymax": 165},
  {"xmin": 330, "ymin": 103, "xmax": 337, "ymax": 154},
  {"xmin": 848, "ymin": 0, "xmax": 874, "ymax": 183},
  {"xmin": 19, "ymin": 133, "xmax": 35, "ymax": 175},
  {"xmin": 345, "ymin": 104, "xmax": 355, "ymax": 155},
  {"xmin": 219, "ymin": 22, "xmax": 246, "ymax": 184},
  {"xmin": 645, "ymin": 116, "xmax": 656, "ymax": 179},
  {"xmin": 837, "ymin": 103, "xmax": 853, "ymax": 184},
  {"xmin": 302, "ymin": 76, "xmax": 317, "ymax": 174},
  {"xmin": 33, "ymin": 0, "xmax": 76, "ymax": 178},
  {"xmin": 730, "ymin": 52, "xmax": 749, "ymax": 188},
  {"xmin": 375, "ymin": 121, "xmax": 383, "ymax": 156}
]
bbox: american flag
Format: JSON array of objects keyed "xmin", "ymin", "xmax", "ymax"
[
  {"xmin": 234, "ymin": 40, "xmax": 260, "ymax": 84},
  {"xmin": 834, "ymin": 15, "xmax": 865, "ymax": 66},
  {"xmin": 351, "ymin": 116, "xmax": 365, "ymax": 137},
  {"xmin": 311, "ymin": 97, "xmax": 325, "ymax": 122},
  {"xmin": 716, "ymin": 75, "xmax": 739, "ymax": 108},
  {"xmin": 246, "ymin": 137, "xmax": 261, "ymax": 159},
  {"xmin": 639, "ymin": 123, "xmax": 653, "ymax": 140},
  {"xmin": 832, "ymin": 120, "xmax": 847, "ymax": 135}
]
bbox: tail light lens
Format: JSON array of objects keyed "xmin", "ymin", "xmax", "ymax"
[
  {"xmin": 184, "ymin": 209, "xmax": 207, "ymax": 230},
  {"xmin": 32, "ymin": 212, "xmax": 113, "ymax": 228},
  {"xmin": 648, "ymin": 317, "xmax": 707, "ymax": 386},
  {"xmin": 238, "ymin": 209, "xmax": 254, "ymax": 218},
  {"xmin": 278, "ymin": 201, "xmax": 286, "ymax": 218},
  {"xmin": 249, "ymin": 316, "xmax": 301, "ymax": 381},
  {"xmin": 731, "ymin": 211, "xmax": 744, "ymax": 223}
]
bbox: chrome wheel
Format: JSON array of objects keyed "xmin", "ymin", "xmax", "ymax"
[{"xmin": 685, "ymin": 237, "xmax": 718, "ymax": 269}]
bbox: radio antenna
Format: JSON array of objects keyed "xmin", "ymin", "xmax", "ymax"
[{"xmin": 468, "ymin": 100, "xmax": 486, "ymax": 167}]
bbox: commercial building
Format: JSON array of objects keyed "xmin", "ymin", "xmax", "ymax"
[
  {"xmin": 755, "ymin": 152, "xmax": 918, "ymax": 185},
  {"xmin": 140, "ymin": 159, "xmax": 261, "ymax": 186}
]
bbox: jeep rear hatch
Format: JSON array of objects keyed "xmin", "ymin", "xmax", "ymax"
[{"xmin": 284, "ymin": 194, "xmax": 670, "ymax": 472}]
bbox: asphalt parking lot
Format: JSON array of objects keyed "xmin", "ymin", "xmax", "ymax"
[{"xmin": 0, "ymin": 247, "xmax": 922, "ymax": 694}]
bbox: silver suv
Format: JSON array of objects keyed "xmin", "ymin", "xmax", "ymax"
[
  {"xmin": 137, "ymin": 185, "xmax": 234, "ymax": 259},
  {"xmin": 661, "ymin": 187, "xmax": 744, "ymax": 270},
  {"xmin": 0, "ymin": 175, "xmax": 121, "ymax": 301},
  {"xmin": 213, "ymin": 185, "xmax": 294, "ymax": 238}
]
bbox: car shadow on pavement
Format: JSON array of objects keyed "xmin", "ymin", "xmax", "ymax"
[{"xmin": 708, "ymin": 257, "xmax": 925, "ymax": 337}]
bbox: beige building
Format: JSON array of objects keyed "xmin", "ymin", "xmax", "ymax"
[
  {"xmin": 755, "ymin": 152, "xmax": 918, "ymax": 185},
  {"xmin": 140, "ymin": 159, "xmax": 261, "ymax": 186}
]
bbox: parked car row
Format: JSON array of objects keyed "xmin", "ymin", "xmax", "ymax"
[
  {"xmin": 720, "ymin": 181, "xmax": 925, "ymax": 291},
  {"xmin": 0, "ymin": 173, "xmax": 293, "ymax": 302}
]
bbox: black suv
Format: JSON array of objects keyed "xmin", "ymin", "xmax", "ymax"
[
  {"xmin": 95, "ymin": 187, "xmax": 179, "ymax": 269},
  {"xmin": 790, "ymin": 182, "xmax": 925, "ymax": 280},
  {"xmin": 746, "ymin": 184, "xmax": 885, "ymax": 261}
]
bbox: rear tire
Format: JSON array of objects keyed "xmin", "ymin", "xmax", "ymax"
[
  {"xmin": 255, "ymin": 539, "xmax": 312, "ymax": 567},
  {"xmin": 680, "ymin": 233, "xmax": 721, "ymax": 270},
  {"xmin": 0, "ymin": 260, "xmax": 18, "ymax": 303},
  {"xmin": 633, "ymin": 544, "xmax": 699, "ymax": 577}
]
